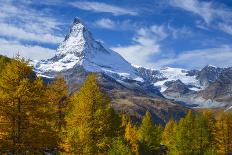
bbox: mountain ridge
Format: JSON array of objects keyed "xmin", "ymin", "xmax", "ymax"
[{"xmin": 33, "ymin": 17, "xmax": 232, "ymax": 111}]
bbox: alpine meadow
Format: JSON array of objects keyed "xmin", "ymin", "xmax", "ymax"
[{"xmin": 0, "ymin": 0, "xmax": 232, "ymax": 154}]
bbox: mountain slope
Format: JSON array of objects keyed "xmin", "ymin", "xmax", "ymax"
[
  {"xmin": 33, "ymin": 17, "xmax": 232, "ymax": 113},
  {"xmin": 35, "ymin": 18, "xmax": 139, "ymax": 81},
  {"xmin": 33, "ymin": 18, "xmax": 191, "ymax": 123}
]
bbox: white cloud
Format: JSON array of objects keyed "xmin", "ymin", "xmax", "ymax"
[
  {"xmin": 0, "ymin": 23, "xmax": 63, "ymax": 44},
  {"xmin": 218, "ymin": 23, "xmax": 232, "ymax": 35},
  {"xmin": 69, "ymin": 1, "xmax": 138, "ymax": 16},
  {"xmin": 154, "ymin": 46, "xmax": 232, "ymax": 69},
  {"xmin": 112, "ymin": 24, "xmax": 192, "ymax": 68},
  {"xmin": 169, "ymin": 0, "xmax": 232, "ymax": 36},
  {"xmin": 94, "ymin": 18, "xmax": 137, "ymax": 31},
  {"xmin": 0, "ymin": 1, "xmax": 63, "ymax": 44},
  {"xmin": 150, "ymin": 25, "xmax": 168, "ymax": 40},
  {"xmin": 0, "ymin": 39, "xmax": 56, "ymax": 60},
  {"xmin": 169, "ymin": 0, "xmax": 231, "ymax": 24},
  {"xmin": 95, "ymin": 18, "xmax": 116, "ymax": 29},
  {"xmin": 112, "ymin": 26, "xmax": 164, "ymax": 67},
  {"xmin": 94, "ymin": 18, "xmax": 139, "ymax": 31},
  {"xmin": 167, "ymin": 25, "xmax": 192, "ymax": 39}
]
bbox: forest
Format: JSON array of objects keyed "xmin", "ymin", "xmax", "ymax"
[{"xmin": 0, "ymin": 56, "xmax": 232, "ymax": 155}]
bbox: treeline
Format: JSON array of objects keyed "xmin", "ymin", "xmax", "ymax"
[
  {"xmin": 163, "ymin": 110, "xmax": 232, "ymax": 155},
  {"xmin": 0, "ymin": 58, "xmax": 232, "ymax": 155}
]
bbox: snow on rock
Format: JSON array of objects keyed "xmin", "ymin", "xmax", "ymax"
[
  {"xmin": 225, "ymin": 105, "xmax": 232, "ymax": 111},
  {"xmin": 34, "ymin": 17, "xmax": 139, "ymax": 79},
  {"xmin": 153, "ymin": 67, "xmax": 202, "ymax": 92},
  {"xmin": 33, "ymin": 17, "xmax": 203, "ymax": 94},
  {"xmin": 33, "ymin": 17, "xmax": 221, "ymax": 109},
  {"xmin": 34, "ymin": 17, "xmax": 203, "ymax": 92}
]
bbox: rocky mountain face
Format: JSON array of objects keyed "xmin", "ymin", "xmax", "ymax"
[
  {"xmin": 199, "ymin": 67, "xmax": 232, "ymax": 103},
  {"xmin": 196, "ymin": 65, "xmax": 224, "ymax": 87},
  {"xmin": 163, "ymin": 80, "xmax": 193, "ymax": 98},
  {"xmin": 33, "ymin": 17, "xmax": 232, "ymax": 122}
]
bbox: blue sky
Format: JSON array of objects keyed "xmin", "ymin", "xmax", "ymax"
[{"xmin": 0, "ymin": 0, "xmax": 232, "ymax": 69}]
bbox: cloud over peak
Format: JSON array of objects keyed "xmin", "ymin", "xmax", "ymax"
[{"xmin": 69, "ymin": 1, "xmax": 138, "ymax": 16}]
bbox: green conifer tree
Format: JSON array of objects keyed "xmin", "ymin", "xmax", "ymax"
[
  {"xmin": 138, "ymin": 111, "xmax": 162, "ymax": 153},
  {"xmin": 108, "ymin": 137, "xmax": 133, "ymax": 155}
]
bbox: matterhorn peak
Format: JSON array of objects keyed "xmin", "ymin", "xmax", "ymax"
[
  {"xmin": 64, "ymin": 17, "xmax": 90, "ymax": 41},
  {"xmin": 57, "ymin": 17, "xmax": 96, "ymax": 56},
  {"xmin": 34, "ymin": 17, "xmax": 138, "ymax": 79}
]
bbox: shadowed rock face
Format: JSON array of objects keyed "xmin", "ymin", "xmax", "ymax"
[
  {"xmin": 53, "ymin": 68, "xmax": 189, "ymax": 124},
  {"xmin": 32, "ymin": 17, "xmax": 232, "ymax": 122},
  {"xmin": 163, "ymin": 80, "xmax": 193, "ymax": 98},
  {"xmin": 197, "ymin": 65, "xmax": 224, "ymax": 87},
  {"xmin": 199, "ymin": 67, "xmax": 232, "ymax": 103},
  {"xmin": 32, "ymin": 18, "xmax": 190, "ymax": 123}
]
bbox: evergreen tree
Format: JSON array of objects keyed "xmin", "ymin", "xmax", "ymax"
[
  {"xmin": 64, "ymin": 74, "xmax": 117, "ymax": 154},
  {"xmin": 138, "ymin": 111, "xmax": 162, "ymax": 153},
  {"xmin": 108, "ymin": 137, "xmax": 133, "ymax": 155}
]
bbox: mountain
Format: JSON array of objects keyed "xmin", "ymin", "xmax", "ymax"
[
  {"xmin": 35, "ymin": 18, "xmax": 139, "ymax": 81},
  {"xmin": 196, "ymin": 65, "xmax": 224, "ymax": 87},
  {"xmin": 33, "ymin": 18, "xmax": 191, "ymax": 123},
  {"xmin": 33, "ymin": 17, "xmax": 232, "ymax": 122},
  {"xmin": 199, "ymin": 67, "xmax": 232, "ymax": 103}
]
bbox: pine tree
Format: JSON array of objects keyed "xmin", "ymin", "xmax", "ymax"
[
  {"xmin": 138, "ymin": 111, "xmax": 162, "ymax": 153},
  {"xmin": 64, "ymin": 74, "xmax": 117, "ymax": 154},
  {"xmin": 125, "ymin": 122, "xmax": 139, "ymax": 155}
]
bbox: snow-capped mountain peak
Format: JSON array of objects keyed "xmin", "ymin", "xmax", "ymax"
[
  {"xmin": 34, "ymin": 17, "xmax": 138, "ymax": 79},
  {"xmin": 57, "ymin": 17, "xmax": 108, "ymax": 56},
  {"xmin": 32, "ymin": 17, "xmax": 232, "ymax": 110}
]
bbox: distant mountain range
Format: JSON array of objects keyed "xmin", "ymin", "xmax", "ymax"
[{"xmin": 32, "ymin": 17, "xmax": 232, "ymax": 123}]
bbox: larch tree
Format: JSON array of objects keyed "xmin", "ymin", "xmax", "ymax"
[
  {"xmin": 194, "ymin": 114, "xmax": 210, "ymax": 154},
  {"xmin": 162, "ymin": 119, "xmax": 176, "ymax": 149},
  {"xmin": 46, "ymin": 75, "xmax": 69, "ymax": 131},
  {"xmin": 0, "ymin": 58, "xmax": 35, "ymax": 153},
  {"xmin": 125, "ymin": 121, "xmax": 139, "ymax": 155},
  {"xmin": 202, "ymin": 110, "xmax": 217, "ymax": 150},
  {"xmin": 64, "ymin": 74, "xmax": 117, "ymax": 154},
  {"xmin": 0, "ymin": 58, "xmax": 58, "ymax": 154},
  {"xmin": 138, "ymin": 111, "xmax": 162, "ymax": 153},
  {"xmin": 215, "ymin": 111, "xmax": 232, "ymax": 154},
  {"xmin": 174, "ymin": 111, "xmax": 196, "ymax": 154},
  {"xmin": 108, "ymin": 137, "xmax": 133, "ymax": 155}
]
